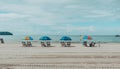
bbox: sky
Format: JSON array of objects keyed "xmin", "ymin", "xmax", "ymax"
[{"xmin": 0, "ymin": 0, "xmax": 120, "ymax": 35}]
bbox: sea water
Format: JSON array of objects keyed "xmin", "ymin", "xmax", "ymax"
[{"xmin": 0, "ymin": 35, "xmax": 120, "ymax": 43}]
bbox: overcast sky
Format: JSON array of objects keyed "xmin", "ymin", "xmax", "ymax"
[{"xmin": 0, "ymin": 0, "xmax": 120, "ymax": 35}]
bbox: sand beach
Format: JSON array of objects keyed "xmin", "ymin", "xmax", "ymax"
[
  {"xmin": 1, "ymin": 0, "xmax": 120, "ymax": 68},
  {"xmin": 0, "ymin": 43, "xmax": 120, "ymax": 69}
]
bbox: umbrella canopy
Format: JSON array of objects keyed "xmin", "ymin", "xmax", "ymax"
[
  {"xmin": 39, "ymin": 36, "xmax": 51, "ymax": 40},
  {"xmin": 25, "ymin": 36, "xmax": 33, "ymax": 40},
  {"xmin": 60, "ymin": 36, "xmax": 72, "ymax": 41},
  {"xmin": 83, "ymin": 35, "xmax": 92, "ymax": 40},
  {"xmin": 0, "ymin": 32, "xmax": 13, "ymax": 35}
]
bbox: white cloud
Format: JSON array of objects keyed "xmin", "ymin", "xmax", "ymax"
[
  {"xmin": 23, "ymin": 0, "xmax": 73, "ymax": 4},
  {"xmin": 0, "ymin": 0, "xmax": 120, "ymax": 22},
  {"xmin": 50, "ymin": 25, "xmax": 95, "ymax": 33},
  {"xmin": 0, "ymin": 0, "xmax": 120, "ymax": 35},
  {"xmin": 83, "ymin": 10, "xmax": 114, "ymax": 18},
  {"xmin": 0, "ymin": 13, "xmax": 30, "ymax": 18}
]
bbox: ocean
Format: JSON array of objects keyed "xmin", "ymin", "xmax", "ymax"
[{"xmin": 0, "ymin": 35, "xmax": 120, "ymax": 43}]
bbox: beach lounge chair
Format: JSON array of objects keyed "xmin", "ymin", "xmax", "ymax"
[
  {"xmin": 22, "ymin": 41, "xmax": 27, "ymax": 47},
  {"xmin": 46, "ymin": 42, "xmax": 50, "ymax": 47},
  {"xmin": 67, "ymin": 42, "xmax": 71, "ymax": 47},
  {"xmin": 89, "ymin": 42, "xmax": 92, "ymax": 47},
  {"xmin": 92, "ymin": 42, "xmax": 96, "ymax": 47},
  {"xmin": 41, "ymin": 42, "xmax": 46, "ymax": 47},
  {"xmin": 89, "ymin": 42, "xmax": 96, "ymax": 47},
  {"xmin": 27, "ymin": 41, "xmax": 32, "ymax": 47},
  {"xmin": 83, "ymin": 41, "xmax": 88, "ymax": 47},
  {"xmin": 61, "ymin": 42, "xmax": 66, "ymax": 47}
]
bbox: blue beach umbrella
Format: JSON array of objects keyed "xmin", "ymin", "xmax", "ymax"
[
  {"xmin": 39, "ymin": 36, "xmax": 51, "ymax": 40},
  {"xmin": 60, "ymin": 36, "xmax": 72, "ymax": 41}
]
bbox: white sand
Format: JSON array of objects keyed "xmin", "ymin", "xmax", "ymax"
[{"xmin": 0, "ymin": 43, "xmax": 120, "ymax": 69}]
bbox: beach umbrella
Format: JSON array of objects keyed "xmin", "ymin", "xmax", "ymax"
[
  {"xmin": 60, "ymin": 36, "xmax": 72, "ymax": 41},
  {"xmin": 0, "ymin": 32, "xmax": 13, "ymax": 35},
  {"xmin": 24, "ymin": 36, "xmax": 33, "ymax": 40},
  {"xmin": 39, "ymin": 36, "xmax": 51, "ymax": 40},
  {"xmin": 0, "ymin": 32, "xmax": 13, "ymax": 44},
  {"xmin": 83, "ymin": 35, "xmax": 92, "ymax": 40}
]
